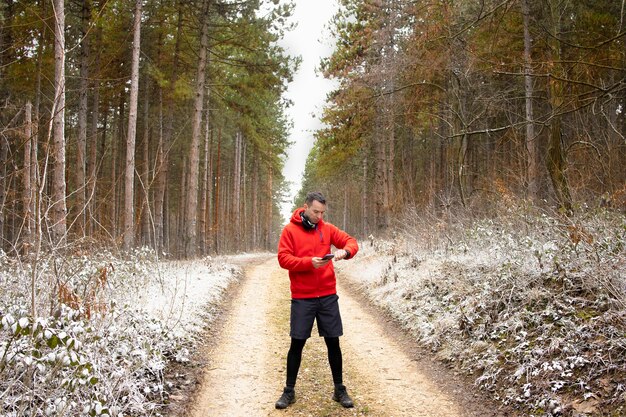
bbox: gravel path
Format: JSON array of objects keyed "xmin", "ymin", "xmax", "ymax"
[{"xmin": 190, "ymin": 256, "xmax": 506, "ymax": 416}]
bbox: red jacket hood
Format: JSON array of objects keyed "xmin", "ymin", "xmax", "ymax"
[
  {"xmin": 289, "ymin": 208, "xmax": 325, "ymax": 227},
  {"xmin": 290, "ymin": 208, "xmax": 305, "ymax": 224}
]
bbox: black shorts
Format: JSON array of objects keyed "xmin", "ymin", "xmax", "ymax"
[{"xmin": 290, "ymin": 294, "xmax": 343, "ymax": 339}]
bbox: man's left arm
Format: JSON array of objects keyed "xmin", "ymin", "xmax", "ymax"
[{"xmin": 330, "ymin": 225, "xmax": 358, "ymax": 261}]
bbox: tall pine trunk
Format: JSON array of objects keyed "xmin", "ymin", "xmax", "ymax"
[
  {"xmin": 200, "ymin": 97, "xmax": 212, "ymax": 254},
  {"xmin": 232, "ymin": 130, "xmax": 242, "ymax": 250},
  {"xmin": 183, "ymin": 0, "xmax": 210, "ymax": 258},
  {"xmin": 213, "ymin": 127, "xmax": 221, "ymax": 253},
  {"xmin": 111, "ymin": 95, "xmax": 125, "ymax": 240},
  {"xmin": 140, "ymin": 78, "xmax": 152, "ymax": 246},
  {"xmin": 251, "ymin": 146, "xmax": 259, "ymax": 248},
  {"xmin": 123, "ymin": 0, "xmax": 142, "ymax": 250},
  {"xmin": 155, "ymin": 1, "xmax": 183, "ymax": 253},
  {"xmin": 76, "ymin": 0, "xmax": 91, "ymax": 236},
  {"xmin": 51, "ymin": 0, "xmax": 67, "ymax": 245},
  {"xmin": 87, "ymin": 41, "xmax": 100, "ymax": 236}
]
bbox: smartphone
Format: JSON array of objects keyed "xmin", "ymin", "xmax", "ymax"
[{"xmin": 321, "ymin": 253, "xmax": 334, "ymax": 260}]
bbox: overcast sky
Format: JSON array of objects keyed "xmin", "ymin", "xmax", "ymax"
[{"xmin": 277, "ymin": 0, "xmax": 339, "ymax": 222}]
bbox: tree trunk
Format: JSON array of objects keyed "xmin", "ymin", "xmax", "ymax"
[
  {"xmin": 522, "ymin": 0, "xmax": 538, "ymax": 201},
  {"xmin": 458, "ymin": 133, "xmax": 468, "ymax": 207},
  {"xmin": 0, "ymin": 134, "xmax": 7, "ymax": 251},
  {"xmin": 32, "ymin": 0, "xmax": 44, "ymax": 246},
  {"xmin": 51, "ymin": 0, "xmax": 67, "ymax": 245},
  {"xmin": 87, "ymin": 45, "xmax": 100, "ymax": 236},
  {"xmin": 76, "ymin": 0, "xmax": 91, "ymax": 236},
  {"xmin": 111, "ymin": 94, "xmax": 125, "ymax": 240},
  {"xmin": 184, "ymin": 0, "xmax": 210, "ymax": 258},
  {"xmin": 266, "ymin": 166, "xmax": 273, "ymax": 249},
  {"xmin": 375, "ymin": 112, "xmax": 389, "ymax": 231},
  {"xmin": 155, "ymin": 89, "xmax": 165, "ymax": 252},
  {"xmin": 141, "ymin": 78, "xmax": 151, "ymax": 247},
  {"xmin": 155, "ymin": 0, "xmax": 183, "ymax": 253},
  {"xmin": 251, "ymin": 146, "xmax": 258, "ymax": 247},
  {"xmin": 213, "ymin": 127, "xmax": 221, "ymax": 253},
  {"xmin": 23, "ymin": 101, "xmax": 33, "ymax": 250},
  {"xmin": 386, "ymin": 89, "xmax": 395, "ymax": 214},
  {"xmin": 200, "ymin": 103, "xmax": 211, "ymax": 254},
  {"xmin": 122, "ymin": 0, "xmax": 142, "ymax": 250},
  {"xmin": 179, "ymin": 157, "xmax": 187, "ymax": 256},
  {"xmin": 97, "ymin": 96, "xmax": 109, "ymax": 236},
  {"xmin": 546, "ymin": 1, "xmax": 573, "ymax": 213},
  {"xmin": 241, "ymin": 140, "xmax": 247, "ymax": 250},
  {"xmin": 232, "ymin": 130, "xmax": 242, "ymax": 250},
  {"xmin": 362, "ymin": 157, "xmax": 368, "ymax": 237}
]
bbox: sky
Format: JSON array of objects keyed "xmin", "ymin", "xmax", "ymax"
[{"xmin": 276, "ymin": 0, "xmax": 339, "ymax": 222}]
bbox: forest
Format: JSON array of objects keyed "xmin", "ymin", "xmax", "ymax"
[
  {"xmin": 1, "ymin": 0, "xmax": 296, "ymax": 258},
  {"xmin": 1, "ymin": 0, "xmax": 625, "ymax": 257},
  {"xmin": 0, "ymin": 1, "xmax": 625, "ymax": 416},
  {"xmin": 300, "ymin": 0, "xmax": 625, "ymax": 232}
]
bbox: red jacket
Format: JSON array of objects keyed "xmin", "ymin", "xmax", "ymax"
[{"xmin": 278, "ymin": 208, "xmax": 359, "ymax": 299}]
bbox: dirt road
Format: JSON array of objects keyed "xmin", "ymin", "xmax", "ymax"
[{"xmin": 189, "ymin": 257, "xmax": 504, "ymax": 416}]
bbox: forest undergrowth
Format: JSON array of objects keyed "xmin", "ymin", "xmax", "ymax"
[
  {"xmin": 0, "ymin": 247, "xmax": 241, "ymax": 417},
  {"xmin": 346, "ymin": 205, "xmax": 625, "ymax": 417}
]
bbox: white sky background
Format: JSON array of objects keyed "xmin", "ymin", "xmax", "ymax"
[{"xmin": 275, "ymin": 0, "xmax": 339, "ymax": 222}]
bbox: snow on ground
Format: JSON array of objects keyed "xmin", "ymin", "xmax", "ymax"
[
  {"xmin": 133, "ymin": 259, "xmax": 239, "ymax": 338},
  {"xmin": 132, "ymin": 252, "xmax": 271, "ymax": 338}
]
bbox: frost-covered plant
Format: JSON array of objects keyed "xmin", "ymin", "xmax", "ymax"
[
  {"xmin": 354, "ymin": 207, "xmax": 626, "ymax": 416},
  {"xmin": 0, "ymin": 246, "xmax": 241, "ymax": 416}
]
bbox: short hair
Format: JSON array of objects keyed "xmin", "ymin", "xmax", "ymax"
[{"xmin": 305, "ymin": 191, "xmax": 326, "ymax": 205}]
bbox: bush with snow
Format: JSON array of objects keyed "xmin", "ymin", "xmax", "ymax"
[
  {"xmin": 0, "ymin": 247, "xmax": 242, "ymax": 416},
  {"xmin": 345, "ymin": 207, "xmax": 625, "ymax": 416}
]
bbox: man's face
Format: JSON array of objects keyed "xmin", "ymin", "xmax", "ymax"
[{"xmin": 303, "ymin": 200, "xmax": 326, "ymax": 224}]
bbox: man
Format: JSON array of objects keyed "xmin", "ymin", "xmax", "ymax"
[{"xmin": 275, "ymin": 191, "xmax": 359, "ymax": 409}]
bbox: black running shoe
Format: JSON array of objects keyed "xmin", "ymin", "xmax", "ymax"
[
  {"xmin": 275, "ymin": 387, "xmax": 296, "ymax": 409},
  {"xmin": 332, "ymin": 384, "xmax": 354, "ymax": 408}
]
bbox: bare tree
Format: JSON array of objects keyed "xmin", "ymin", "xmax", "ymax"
[
  {"xmin": 123, "ymin": 0, "xmax": 142, "ymax": 250},
  {"xmin": 51, "ymin": 0, "xmax": 67, "ymax": 245},
  {"xmin": 23, "ymin": 102, "xmax": 33, "ymax": 249}
]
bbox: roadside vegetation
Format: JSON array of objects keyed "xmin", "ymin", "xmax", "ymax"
[
  {"xmin": 0, "ymin": 248, "xmax": 241, "ymax": 416},
  {"xmin": 346, "ymin": 205, "xmax": 625, "ymax": 417}
]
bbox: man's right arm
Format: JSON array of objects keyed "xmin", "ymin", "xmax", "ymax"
[{"xmin": 277, "ymin": 227, "xmax": 314, "ymax": 271}]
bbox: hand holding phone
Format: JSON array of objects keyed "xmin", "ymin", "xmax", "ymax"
[{"xmin": 321, "ymin": 253, "xmax": 334, "ymax": 260}]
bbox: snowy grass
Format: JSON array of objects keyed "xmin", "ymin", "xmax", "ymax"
[
  {"xmin": 0, "ymin": 248, "xmax": 248, "ymax": 417},
  {"xmin": 340, "ymin": 207, "xmax": 626, "ymax": 417}
]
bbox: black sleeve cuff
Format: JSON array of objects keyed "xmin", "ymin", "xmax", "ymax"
[{"xmin": 344, "ymin": 250, "xmax": 351, "ymax": 259}]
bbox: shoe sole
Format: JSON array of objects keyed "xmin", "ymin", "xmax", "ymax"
[{"xmin": 332, "ymin": 396, "xmax": 354, "ymax": 408}]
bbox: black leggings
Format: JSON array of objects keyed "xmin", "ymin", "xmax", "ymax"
[{"xmin": 286, "ymin": 337, "xmax": 343, "ymax": 388}]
